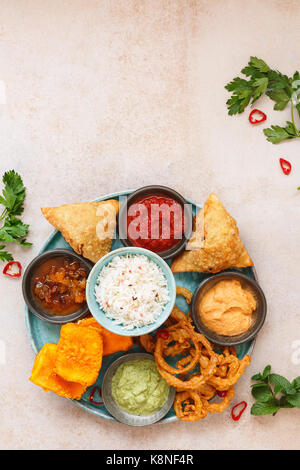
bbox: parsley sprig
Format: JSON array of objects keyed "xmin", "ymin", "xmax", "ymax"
[
  {"xmin": 225, "ymin": 57, "xmax": 300, "ymax": 144},
  {"xmin": 0, "ymin": 170, "xmax": 31, "ymax": 261},
  {"xmin": 251, "ymin": 365, "xmax": 300, "ymax": 416}
]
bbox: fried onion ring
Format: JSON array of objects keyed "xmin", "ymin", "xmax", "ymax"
[
  {"xmin": 197, "ymin": 383, "xmax": 217, "ymax": 401},
  {"xmin": 163, "ymin": 305, "xmax": 187, "ymax": 327},
  {"xmin": 206, "ymin": 386, "xmax": 235, "ymax": 414},
  {"xmin": 139, "ymin": 334, "xmax": 155, "ymax": 354},
  {"xmin": 156, "ymin": 351, "xmax": 218, "ymax": 391},
  {"xmin": 174, "ymin": 391, "xmax": 208, "ymax": 421},
  {"xmin": 139, "ymin": 301, "xmax": 250, "ymax": 423},
  {"xmin": 155, "ymin": 333, "xmax": 200, "ymax": 375},
  {"xmin": 176, "ymin": 286, "xmax": 193, "ymax": 305},
  {"xmin": 208, "ymin": 355, "xmax": 251, "ymax": 391}
]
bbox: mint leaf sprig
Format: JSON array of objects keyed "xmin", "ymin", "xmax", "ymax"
[
  {"xmin": 0, "ymin": 170, "xmax": 32, "ymax": 261},
  {"xmin": 251, "ymin": 365, "xmax": 300, "ymax": 416},
  {"xmin": 225, "ymin": 57, "xmax": 300, "ymax": 144}
]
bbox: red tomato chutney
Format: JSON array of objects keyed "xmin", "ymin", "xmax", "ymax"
[
  {"xmin": 127, "ymin": 194, "xmax": 185, "ymax": 253},
  {"xmin": 32, "ymin": 257, "xmax": 88, "ymax": 316}
]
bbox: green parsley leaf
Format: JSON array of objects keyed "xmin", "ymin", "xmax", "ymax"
[
  {"xmin": 263, "ymin": 121, "xmax": 299, "ymax": 144},
  {"xmin": 0, "ymin": 217, "xmax": 29, "ymax": 243},
  {"xmin": 0, "ymin": 250, "xmax": 13, "ymax": 262},
  {"xmin": 1, "ymin": 170, "xmax": 26, "ymax": 216},
  {"xmin": 0, "ymin": 170, "xmax": 31, "ymax": 262},
  {"xmin": 248, "ymin": 56, "xmax": 270, "ymax": 73},
  {"xmin": 266, "ymin": 89, "xmax": 290, "ymax": 110},
  {"xmin": 225, "ymin": 57, "xmax": 300, "ymax": 143},
  {"xmin": 252, "ymin": 77, "xmax": 268, "ymax": 102},
  {"xmin": 225, "ymin": 78, "xmax": 253, "ymax": 115},
  {"xmin": 16, "ymin": 239, "xmax": 32, "ymax": 247},
  {"xmin": 3, "ymin": 170, "xmax": 25, "ymax": 194}
]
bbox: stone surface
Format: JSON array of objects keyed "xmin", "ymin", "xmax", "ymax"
[{"xmin": 0, "ymin": 0, "xmax": 299, "ymax": 450}]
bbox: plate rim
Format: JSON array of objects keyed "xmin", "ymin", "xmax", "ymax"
[{"xmin": 25, "ymin": 188, "xmax": 256, "ymax": 424}]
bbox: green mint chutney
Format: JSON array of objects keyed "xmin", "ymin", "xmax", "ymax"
[{"xmin": 111, "ymin": 359, "xmax": 170, "ymax": 416}]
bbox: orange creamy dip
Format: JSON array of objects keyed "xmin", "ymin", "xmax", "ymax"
[{"xmin": 199, "ymin": 280, "xmax": 256, "ymax": 336}]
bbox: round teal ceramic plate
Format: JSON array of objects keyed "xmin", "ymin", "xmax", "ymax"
[{"xmin": 25, "ymin": 190, "xmax": 257, "ymax": 423}]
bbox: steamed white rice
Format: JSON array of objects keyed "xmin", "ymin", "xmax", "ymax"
[{"xmin": 95, "ymin": 254, "xmax": 169, "ymax": 329}]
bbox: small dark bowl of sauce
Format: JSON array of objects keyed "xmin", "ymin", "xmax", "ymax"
[
  {"xmin": 118, "ymin": 185, "xmax": 193, "ymax": 260},
  {"xmin": 23, "ymin": 249, "xmax": 93, "ymax": 324}
]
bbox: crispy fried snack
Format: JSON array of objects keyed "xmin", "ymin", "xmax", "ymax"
[
  {"xmin": 171, "ymin": 193, "xmax": 253, "ymax": 273},
  {"xmin": 139, "ymin": 334, "xmax": 156, "ymax": 354},
  {"xmin": 146, "ymin": 298, "xmax": 251, "ymax": 422},
  {"xmin": 176, "ymin": 286, "xmax": 193, "ymax": 304},
  {"xmin": 206, "ymin": 386, "xmax": 235, "ymax": 414},
  {"xmin": 156, "ymin": 323, "xmax": 204, "ymax": 377},
  {"xmin": 207, "ymin": 354, "xmax": 251, "ymax": 391},
  {"xmin": 139, "ymin": 303, "xmax": 189, "ymax": 354},
  {"xmin": 55, "ymin": 323, "xmax": 103, "ymax": 386},
  {"xmin": 29, "ymin": 343, "xmax": 86, "ymax": 400},
  {"xmin": 174, "ymin": 391, "xmax": 208, "ymax": 421},
  {"xmin": 41, "ymin": 199, "xmax": 119, "ymax": 263},
  {"xmin": 163, "ymin": 305, "xmax": 188, "ymax": 328},
  {"xmin": 78, "ymin": 317, "xmax": 133, "ymax": 356},
  {"xmin": 196, "ymin": 383, "xmax": 216, "ymax": 401}
]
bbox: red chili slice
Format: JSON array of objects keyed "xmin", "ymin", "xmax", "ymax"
[
  {"xmin": 216, "ymin": 390, "xmax": 228, "ymax": 398},
  {"xmin": 249, "ymin": 109, "xmax": 267, "ymax": 124},
  {"xmin": 231, "ymin": 401, "xmax": 247, "ymax": 421},
  {"xmin": 279, "ymin": 158, "xmax": 292, "ymax": 175},
  {"xmin": 3, "ymin": 260, "xmax": 22, "ymax": 278},
  {"xmin": 89, "ymin": 386, "xmax": 103, "ymax": 406},
  {"xmin": 156, "ymin": 329, "xmax": 170, "ymax": 340}
]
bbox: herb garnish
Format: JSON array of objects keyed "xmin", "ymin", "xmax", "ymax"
[
  {"xmin": 0, "ymin": 170, "xmax": 31, "ymax": 261},
  {"xmin": 225, "ymin": 57, "xmax": 300, "ymax": 144},
  {"xmin": 251, "ymin": 365, "xmax": 300, "ymax": 416}
]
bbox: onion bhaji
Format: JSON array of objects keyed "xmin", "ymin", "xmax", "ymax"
[{"xmin": 138, "ymin": 288, "xmax": 251, "ymax": 422}]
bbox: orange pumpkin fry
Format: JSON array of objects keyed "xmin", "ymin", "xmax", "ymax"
[
  {"xmin": 55, "ymin": 323, "xmax": 103, "ymax": 386},
  {"xmin": 100, "ymin": 328, "xmax": 133, "ymax": 356},
  {"xmin": 79, "ymin": 317, "xmax": 133, "ymax": 356},
  {"xmin": 29, "ymin": 343, "xmax": 86, "ymax": 400},
  {"xmin": 78, "ymin": 317, "xmax": 102, "ymax": 329}
]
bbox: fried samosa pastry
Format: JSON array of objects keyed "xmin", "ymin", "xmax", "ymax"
[
  {"xmin": 55, "ymin": 323, "xmax": 103, "ymax": 386},
  {"xmin": 171, "ymin": 193, "xmax": 252, "ymax": 273},
  {"xmin": 30, "ymin": 343, "xmax": 86, "ymax": 400},
  {"xmin": 78, "ymin": 317, "xmax": 134, "ymax": 356},
  {"xmin": 41, "ymin": 199, "xmax": 119, "ymax": 263}
]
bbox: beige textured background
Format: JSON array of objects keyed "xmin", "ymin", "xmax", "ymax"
[{"xmin": 0, "ymin": 0, "xmax": 299, "ymax": 450}]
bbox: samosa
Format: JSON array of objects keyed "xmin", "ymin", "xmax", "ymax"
[
  {"xmin": 41, "ymin": 199, "xmax": 119, "ymax": 263},
  {"xmin": 171, "ymin": 193, "xmax": 253, "ymax": 273}
]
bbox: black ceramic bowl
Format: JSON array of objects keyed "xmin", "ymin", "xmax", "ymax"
[
  {"xmin": 22, "ymin": 249, "xmax": 93, "ymax": 324},
  {"xmin": 118, "ymin": 185, "xmax": 193, "ymax": 260},
  {"xmin": 190, "ymin": 271, "xmax": 267, "ymax": 347}
]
